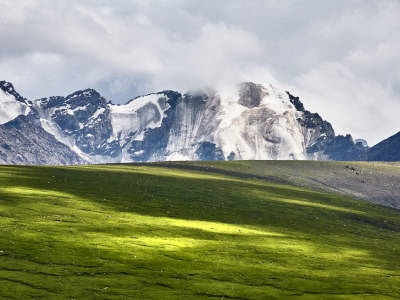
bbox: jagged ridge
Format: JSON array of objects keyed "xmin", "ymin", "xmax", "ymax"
[{"xmin": 0, "ymin": 80, "xmax": 387, "ymax": 165}]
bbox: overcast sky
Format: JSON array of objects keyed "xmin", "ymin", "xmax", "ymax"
[{"xmin": 1, "ymin": 0, "xmax": 400, "ymax": 145}]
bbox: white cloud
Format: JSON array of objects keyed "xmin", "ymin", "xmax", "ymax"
[
  {"xmin": 288, "ymin": 62, "xmax": 400, "ymax": 145},
  {"xmin": 152, "ymin": 22, "xmax": 264, "ymax": 93},
  {"xmin": 0, "ymin": 0, "xmax": 399, "ymax": 144}
]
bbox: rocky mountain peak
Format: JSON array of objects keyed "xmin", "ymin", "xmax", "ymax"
[
  {"xmin": 285, "ymin": 91, "xmax": 335, "ymax": 138},
  {"xmin": 367, "ymin": 131, "xmax": 400, "ymax": 161},
  {"xmin": 238, "ymin": 82, "xmax": 268, "ymax": 108},
  {"xmin": 355, "ymin": 139, "xmax": 368, "ymax": 147},
  {"xmin": 0, "ymin": 80, "xmax": 27, "ymax": 103},
  {"xmin": 65, "ymin": 88, "xmax": 107, "ymax": 107},
  {"xmin": 286, "ymin": 92, "xmax": 305, "ymax": 111}
]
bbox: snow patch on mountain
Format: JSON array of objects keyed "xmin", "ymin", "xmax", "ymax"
[
  {"xmin": 109, "ymin": 93, "xmax": 169, "ymax": 145},
  {"xmin": 0, "ymin": 89, "xmax": 30, "ymax": 124},
  {"xmin": 212, "ymin": 83, "xmax": 307, "ymax": 160}
]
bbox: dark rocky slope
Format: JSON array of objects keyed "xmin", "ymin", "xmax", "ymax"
[
  {"xmin": 0, "ymin": 115, "xmax": 85, "ymax": 165},
  {"xmin": 367, "ymin": 131, "xmax": 400, "ymax": 162}
]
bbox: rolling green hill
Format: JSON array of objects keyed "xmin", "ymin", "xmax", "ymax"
[{"xmin": 1, "ymin": 161, "xmax": 400, "ymax": 299}]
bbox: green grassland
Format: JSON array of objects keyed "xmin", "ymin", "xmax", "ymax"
[{"xmin": 0, "ymin": 161, "xmax": 400, "ymax": 299}]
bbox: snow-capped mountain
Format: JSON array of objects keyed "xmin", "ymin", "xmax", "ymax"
[
  {"xmin": 0, "ymin": 80, "xmax": 368, "ymax": 165},
  {"xmin": 0, "ymin": 81, "xmax": 31, "ymax": 124},
  {"xmin": 0, "ymin": 81, "xmax": 85, "ymax": 165}
]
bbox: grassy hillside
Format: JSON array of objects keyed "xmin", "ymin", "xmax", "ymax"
[
  {"xmin": 0, "ymin": 161, "xmax": 400, "ymax": 299},
  {"xmin": 155, "ymin": 161, "xmax": 400, "ymax": 209}
]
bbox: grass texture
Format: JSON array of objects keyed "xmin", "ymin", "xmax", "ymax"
[{"xmin": 0, "ymin": 161, "xmax": 400, "ymax": 299}]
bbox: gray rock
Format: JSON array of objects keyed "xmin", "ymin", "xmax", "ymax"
[{"xmin": 0, "ymin": 114, "xmax": 85, "ymax": 165}]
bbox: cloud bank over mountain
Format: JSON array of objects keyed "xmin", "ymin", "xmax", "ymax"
[{"xmin": 0, "ymin": 0, "xmax": 399, "ymax": 145}]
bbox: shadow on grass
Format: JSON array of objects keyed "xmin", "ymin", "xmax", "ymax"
[
  {"xmin": 1, "ymin": 165, "xmax": 399, "ymax": 229},
  {"xmin": 1, "ymin": 165, "xmax": 400, "ymax": 259}
]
